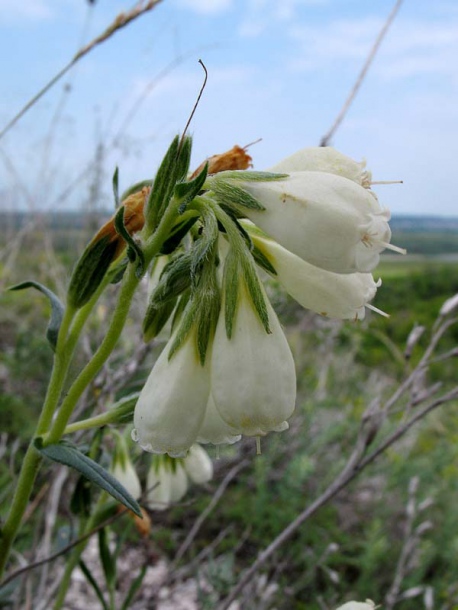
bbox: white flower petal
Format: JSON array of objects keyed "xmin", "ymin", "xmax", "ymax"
[
  {"xmin": 146, "ymin": 461, "xmax": 188, "ymax": 511},
  {"xmin": 133, "ymin": 333, "xmax": 210, "ymax": 457},
  {"xmin": 211, "ymin": 285, "xmax": 296, "ymax": 436},
  {"xmin": 197, "ymin": 394, "xmax": 242, "ymax": 445},
  {"xmin": 269, "ymin": 146, "xmax": 371, "ymax": 187},
  {"xmin": 252, "ymin": 232, "xmax": 381, "ymax": 320},
  {"xmin": 240, "ymin": 171, "xmax": 390, "ymax": 274},
  {"xmin": 184, "ymin": 444, "xmax": 214, "ymax": 484}
]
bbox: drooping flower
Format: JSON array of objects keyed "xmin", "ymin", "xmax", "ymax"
[
  {"xmin": 269, "ymin": 146, "xmax": 372, "ymax": 189},
  {"xmin": 146, "ymin": 445, "xmax": 213, "ymax": 510},
  {"xmin": 110, "ymin": 454, "xmax": 142, "ymax": 501},
  {"xmin": 110, "ymin": 431, "xmax": 142, "ymax": 500},
  {"xmin": 211, "ymin": 282, "xmax": 296, "ymax": 437},
  {"xmin": 250, "ymin": 229, "xmax": 383, "ymax": 320},
  {"xmin": 146, "ymin": 457, "xmax": 188, "ymax": 511},
  {"xmin": 132, "ymin": 330, "xmax": 210, "ymax": 457},
  {"xmin": 234, "ymin": 171, "xmax": 404, "ymax": 274},
  {"xmin": 183, "ymin": 443, "xmax": 214, "ymax": 484}
]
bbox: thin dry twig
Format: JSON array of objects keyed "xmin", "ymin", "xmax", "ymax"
[
  {"xmin": 320, "ymin": 0, "xmax": 404, "ymax": 146},
  {"xmin": 0, "ymin": 1, "xmax": 163, "ymax": 142},
  {"xmin": 0, "ymin": 505, "xmax": 132, "ymax": 589},
  {"xmin": 171, "ymin": 459, "xmax": 250, "ymax": 569}
]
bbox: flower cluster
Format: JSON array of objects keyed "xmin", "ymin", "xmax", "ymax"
[{"xmin": 132, "ymin": 146, "xmax": 404, "ymax": 458}]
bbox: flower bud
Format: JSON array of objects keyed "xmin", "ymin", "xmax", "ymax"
[
  {"xmin": 67, "ymin": 187, "xmax": 149, "ymax": 308},
  {"xmin": 211, "ymin": 284, "xmax": 296, "ymax": 436},
  {"xmin": 146, "ymin": 458, "xmax": 188, "ymax": 511},
  {"xmin": 183, "ymin": 444, "xmax": 213, "ymax": 484},
  {"xmin": 269, "ymin": 146, "xmax": 372, "ymax": 188},
  {"xmin": 111, "ymin": 460, "xmax": 142, "ymax": 501},
  {"xmin": 252, "ymin": 232, "xmax": 381, "ymax": 320},
  {"xmin": 132, "ymin": 331, "xmax": 210, "ymax": 457},
  {"xmin": 110, "ymin": 435, "xmax": 142, "ymax": 501},
  {"xmin": 239, "ymin": 171, "xmax": 396, "ymax": 273}
]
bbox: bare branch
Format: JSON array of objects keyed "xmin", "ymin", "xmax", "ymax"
[
  {"xmin": 320, "ymin": 0, "xmax": 404, "ymax": 146},
  {"xmin": 0, "ymin": 1, "xmax": 163, "ymax": 141}
]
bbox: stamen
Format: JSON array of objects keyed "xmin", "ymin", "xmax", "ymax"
[
  {"xmin": 379, "ymin": 241, "xmax": 407, "ymax": 255},
  {"xmin": 255, "ymin": 437, "xmax": 262, "ymax": 455},
  {"xmin": 371, "ymin": 180, "xmax": 403, "ymax": 185},
  {"xmin": 366, "ymin": 303, "xmax": 390, "ymax": 318}
]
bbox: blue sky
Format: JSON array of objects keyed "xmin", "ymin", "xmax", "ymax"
[{"xmin": 0, "ymin": 0, "xmax": 457, "ymax": 216}]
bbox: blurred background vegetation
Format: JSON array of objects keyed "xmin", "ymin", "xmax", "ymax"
[{"xmin": 1, "ymin": 211, "xmax": 457, "ymax": 609}]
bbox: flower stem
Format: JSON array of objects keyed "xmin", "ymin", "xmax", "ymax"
[{"xmin": 0, "ymin": 193, "xmax": 184, "ymax": 581}]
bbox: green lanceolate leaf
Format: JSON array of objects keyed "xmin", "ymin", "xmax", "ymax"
[
  {"xmin": 79, "ymin": 560, "xmax": 110, "ymax": 610},
  {"xmin": 223, "ymin": 251, "xmax": 240, "ymax": 339},
  {"xmin": 98, "ymin": 527, "xmax": 116, "ymax": 589},
  {"xmin": 174, "ymin": 161, "xmax": 208, "ymax": 205},
  {"xmin": 144, "ymin": 136, "xmax": 180, "ymax": 230},
  {"xmin": 121, "ymin": 566, "xmax": 148, "ymax": 610},
  {"xmin": 34, "ymin": 439, "xmax": 142, "ymax": 517},
  {"xmin": 142, "ymin": 297, "xmax": 177, "ymax": 342},
  {"xmin": 68, "ymin": 235, "xmax": 118, "ymax": 309},
  {"xmin": 190, "ymin": 211, "xmax": 219, "ymax": 283},
  {"xmin": 149, "ymin": 252, "xmax": 193, "ymax": 306},
  {"xmin": 195, "ymin": 266, "xmax": 221, "ymax": 365},
  {"xmin": 160, "ymin": 216, "xmax": 199, "ymax": 255},
  {"xmin": 8, "ymin": 280, "xmax": 65, "ymax": 350},
  {"xmin": 112, "ymin": 166, "xmax": 120, "ymax": 208},
  {"xmin": 241, "ymin": 256, "xmax": 271, "ymax": 334},
  {"xmin": 114, "ymin": 206, "xmax": 145, "ymax": 278},
  {"xmin": 212, "ymin": 170, "xmax": 288, "ymax": 182},
  {"xmin": 252, "ymin": 245, "xmax": 277, "ymax": 276},
  {"xmin": 175, "ymin": 135, "xmax": 192, "ymax": 183},
  {"xmin": 209, "ymin": 179, "xmax": 266, "ymax": 212}
]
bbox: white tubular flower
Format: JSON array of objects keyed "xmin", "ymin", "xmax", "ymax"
[
  {"xmin": 211, "ymin": 285, "xmax": 296, "ymax": 437},
  {"xmin": 269, "ymin": 146, "xmax": 372, "ymax": 188},
  {"xmin": 197, "ymin": 394, "xmax": 242, "ymax": 445},
  {"xmin": 111, "ymin": 459, "xmax": 142, "ymax": 501},
  {"xmin": 335, "ymin": 600, "xmax": 376, "ymax": 610},
  {"xmin": 132, "ymin": 332, "xmax": 210, "ymax": 458},
  {"xmin": 183, "ymin": 444, "xmax": 214, "ymax": 484},
  {"xmin": 252, "ymin": 232, "xmax": 382, "ymax": 320},
  {"xmin": 146, "ymin": 459, "xmax": 188, "ymax": 511},
  {"xmin": 240, "ymin": 171, "xmax": 402, "ymax": 274}
]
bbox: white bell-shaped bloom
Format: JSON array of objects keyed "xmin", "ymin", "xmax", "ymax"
[
  {"xmin": 132, "ymin": 331, "xmax": 210, "ymax": 457},
  {"xmin": 183, "ymin": 444, "xmax": 214, "ymax": 484},
  {"xmin": 335, "ymin": 600, "xmax": 376, "ymax": 610},
  {"xmin": 240, "ymin": 171, "xmax": 396, "ymax": 274},
  {"xmin": 211, "ymin": 284, "xmax": 296, "ymax": 436},
  {"xmin": 270, "ymin": 146, "xmax": 372, "ymax": 188},
  {"xmin": 146, "ymin": 459, "xmax": 188, "ymax": 511},
  {"xmin": 197, "ymin": 395, "xmax": 242, "ymax": 445},
  {"xmin": 111, "ymin": 459, "xmax": 142, "ymax": 501},
  {"xmin": 252, "ymin": 232, "xmax": 381, "ymax": 320}
]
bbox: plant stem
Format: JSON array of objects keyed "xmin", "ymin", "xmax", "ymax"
[{"xmin": 0, "ymin": 192, "xmax": 186, "ymax": 581}]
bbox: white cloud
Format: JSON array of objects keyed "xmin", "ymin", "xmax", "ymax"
[
  {"xmin": 286, "ymin": 14, "xmax": 458, "ymax": 84},
  {"xmin": 177, "ymin": 0, "xmax": 234, "ymax": 15}
]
